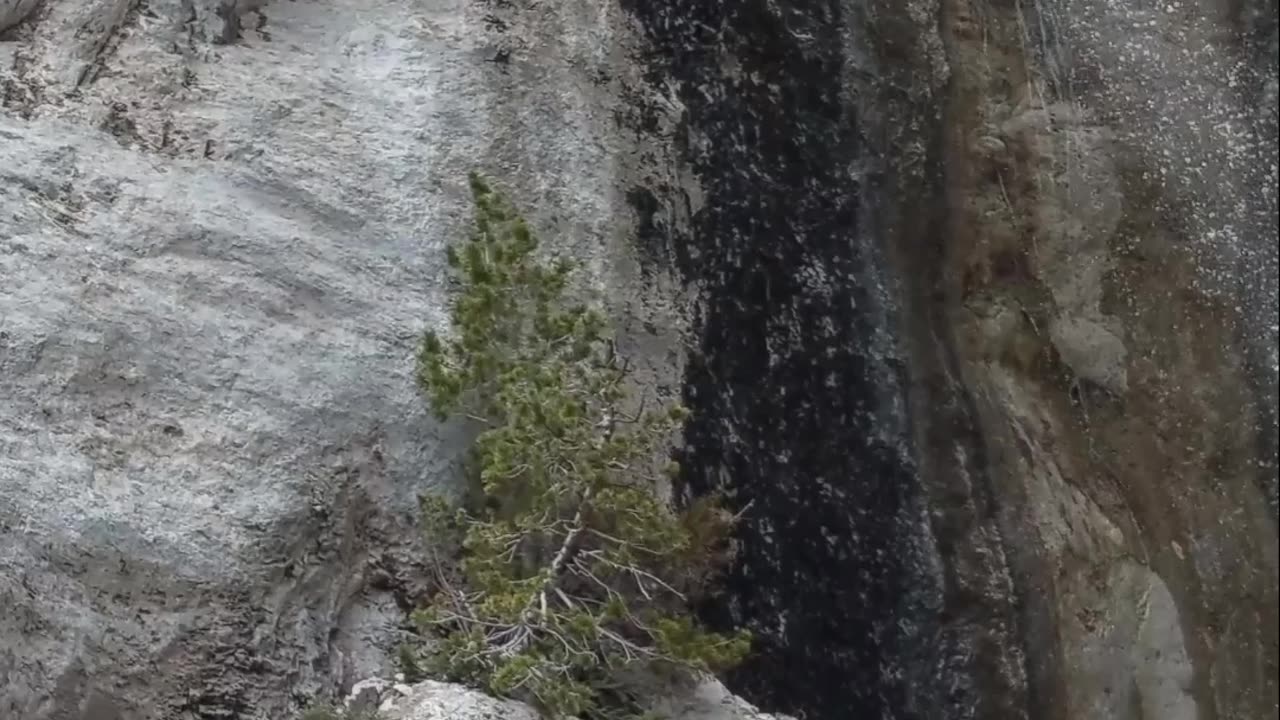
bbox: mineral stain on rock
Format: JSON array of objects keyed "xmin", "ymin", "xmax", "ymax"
[
  {"xmin": 624, "ymin": 1, "xmax": 1278, "ymax": 720},
  {"xmin": 620, "ymin": 1, "xmax": 935, "ymax": 718},
  {"xmin": 2, "ymin": 0, "xmax": 1277, "ymax": 719}
]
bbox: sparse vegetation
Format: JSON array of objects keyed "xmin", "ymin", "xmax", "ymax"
[{"xmin": 408, "ymin": 174, "xmax": 750, "ymax": 719}]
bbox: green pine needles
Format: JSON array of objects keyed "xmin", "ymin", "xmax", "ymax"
[{"xmin": 410, "ymin": 174, "xmax": 750, "ymax": 719}]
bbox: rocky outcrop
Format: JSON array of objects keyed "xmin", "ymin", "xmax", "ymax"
[
  {"xmin": 364, "ymin": 680, "xmax": 543, "ymax": 720},
  {"xmin": 346, "ymin": 678, "xmax": 795, "ymax": 720}
]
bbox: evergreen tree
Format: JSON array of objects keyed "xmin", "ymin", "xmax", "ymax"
[{"xmin": 411, "ymin": 174, "xmax": 750, "ymax": 719}]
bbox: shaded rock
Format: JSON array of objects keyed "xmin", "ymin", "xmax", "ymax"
[
  {"xmin": 0, "ymin": 0, "xmax": 39, "ymax": 34},
  {"xmin": 882, "ymin": 1, "xmax": 1280, "ymax": 720},
  {"xmin": 650, "ymin": 679, "xmax": 798, "ymax": 720}
]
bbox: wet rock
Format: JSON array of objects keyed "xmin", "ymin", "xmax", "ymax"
[{"xmin": 892, "ymin": 1, "xmax": 1280, "ymax": 720}]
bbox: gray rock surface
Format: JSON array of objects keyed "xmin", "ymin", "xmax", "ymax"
[
  {"xmin": 356, "ymin": 678, "xmax": 794, "ymax": 720},
  {"xmin": 1, "ymin": 0, "xmax": 673, "ymax": 718},
  {"xmin": 0, "ymin": 0, "xmax": 39, "ymax": 34},
  {"xmin": 377, "ymin": 680, "xmax": 542, "ymax": 720},
  {"xmin": 3, "ymin": 0, "xmax": 1276, "ymax": 719},
  {"xmin": 883, "ymin": 0, "xmax": 1279, "ymax": 718}
]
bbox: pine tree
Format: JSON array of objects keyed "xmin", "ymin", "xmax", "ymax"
[{"xmin": 410, "ymin": 174, "xmax": 750, "ymax": 719}]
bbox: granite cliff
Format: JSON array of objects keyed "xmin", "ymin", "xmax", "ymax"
[{"xmin": 1, "ymin": 1, "xmax": 1275, "ymax": 719}]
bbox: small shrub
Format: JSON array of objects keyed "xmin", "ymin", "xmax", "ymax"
[
  {"xmin": 398, "ymin": 642, "xmax": 428, "ymax": 683},
  {"xmin": 410, "ymin": 174, "xmax": 750, "ymax": 719}
]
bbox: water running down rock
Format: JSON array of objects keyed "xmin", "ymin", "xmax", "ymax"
[{"xmin": 2, "ymin": 0, "xmax": 1275, "ymax": 719}]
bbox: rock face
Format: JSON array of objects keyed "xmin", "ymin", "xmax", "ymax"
[
  {"xmin": 0, "ymin": 0, "xmax": 39, "ymax": 34},
  {"xmin": 1, "ymin": 1, "xmax": 672, "ymax": 718},
  {"xmin": 621, "ymin": 1, "xmax": 1277, "ymax": 719},
  {"xmin": 900, "ymin": 2, "xmax": 1280, "ymax": 719},
  {"xmin": 2, "ymin": 1, "xmax": 1276, "ymax": 720},
  {"xmin": 617, "ymin": 1, "xmax": 941, "ymax": 717}
]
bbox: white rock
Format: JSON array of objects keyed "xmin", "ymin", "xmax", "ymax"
[
  {"xmin": 379, "ymin": 680, "xmax": 545, "ymax": 720},
  {"xmin": 347, "ymin": 678, "xmax": 393, "ymax": 711},
  {"xmin": 375, "ymin": 678, "xmax": 794, "ymax": 720}
]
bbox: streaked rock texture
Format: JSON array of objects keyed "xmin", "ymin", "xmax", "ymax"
[
  {"xmin": 622, "ymin": 1, "xmax": 1276, "ymax": 719},
  {"xmin": 2, "ymin": 1, "xmax": 673, "ymax": 717},
  {"xmin": 874, "ymin": 0, "xmax": 1279, "ymax": 719},
  {"xmin": 2, "ymin": 0, "xmax": 1275, "ymax": 719}
]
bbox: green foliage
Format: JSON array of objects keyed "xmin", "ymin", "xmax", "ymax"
[
  {"xmin": 412, "ymin": 174, "xmax": 750, "ymax": 719},
  {"xmin": 398, "ymin": 641, "xmax": 428, "ymax": 683}
]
